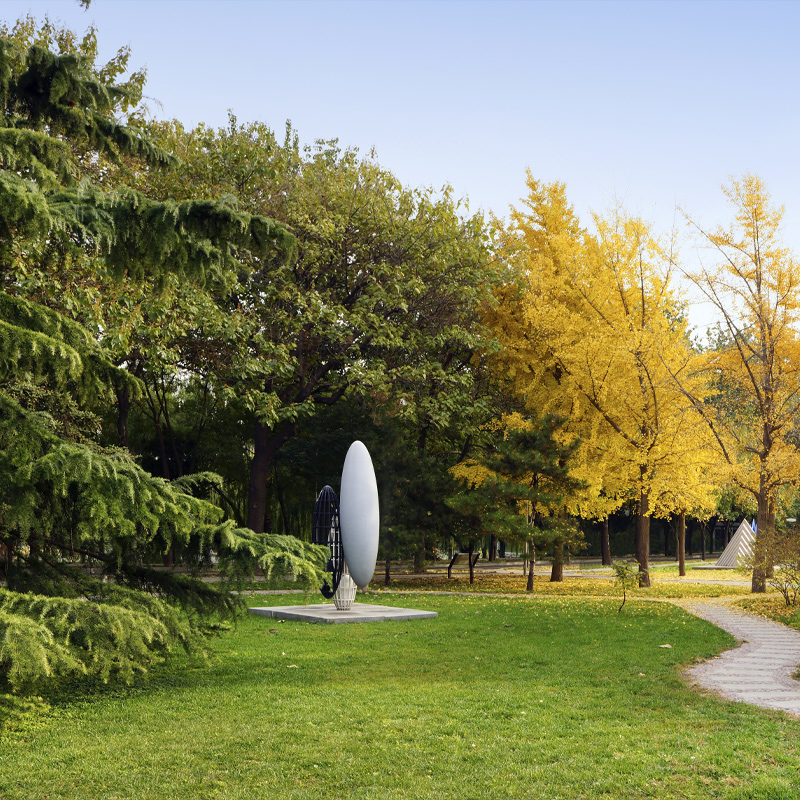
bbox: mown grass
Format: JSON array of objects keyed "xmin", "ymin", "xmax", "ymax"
[{"xmin": 1, "ymin": 593, "xmax": 799, "ymax": 799}]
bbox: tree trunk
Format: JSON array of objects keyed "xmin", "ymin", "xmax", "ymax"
[
  {"xmin": 0, "ymin": 539, "xmax": 12, "ymax": 581},
  {"xmin": 247, "ymin": 420, "xmax": 296, "ymax": 533},
  {"xmin": 678, "ymin": 511, "xmax": 686, "ymax": 577},
  {"xmin": 526, "ymin": 542, "xmax": 535, "ymax": 591},
  {"xmin": 752, "ymin": 481, "xmax": 770, "ymax": 593},
  {"xmin": 468, "ymin": 540, "xmax": 475, "ymax": 585},
  {"xmin": 635, "ymin": 489, "xmax": 651, "ymax": 587},
  {"xmin": 384, "ymin": 557, "xmax": 391, "ymax": 586},
  {"xmin": 700, "ymin": 521, "xmax": 706, "ymax": 561},
  {"xmin": 155, "ymin": 423, "xmax": 170, "ymax": 479},
  {"xmin": 489, "ymin": 534, "xmax": 497, "ymax": 562},
  {"xmin": 414, "ymin": 533, "xmax": 426, "ymax": 573},
  {"xmin": 601, "ymin": 517, "xmax": 611, "ymax": 566},
  {"xmin": 275, "ymin": 475, "xmax": 291, "ymax": 536},
  {"xmin": 663, "ymin": 521, "xmax": 670, "ymax": 557},
  {"xmin": 550, "ymin": 539, "xmax": 564, "ymax": 582}
]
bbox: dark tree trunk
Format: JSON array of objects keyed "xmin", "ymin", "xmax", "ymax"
[
  {"xmin": 700, "ymin": 521, "xmax": 706, "ymax": 561},
  {"xmin": 752, "ymin": 503, "xmax": 768, "ymax": 592},
  {"xmin": 275, "ymin": 475, "xmax": 291, "ymax": 536},
  {"xmin": 155, "ymin": 423, "xmax": 171, "ymax": 479},
  {"xmin": 247, "ymin": 420, "xmax": 296, "ymax": 533},
  {"xmin": 489, "ymin": 534, "xmax": 497, "ymax": 562},
  {"xmin": 663, "ymin": 522, "xmax": 670, "ymax": 557},
  {"xmin": 635, "ymin": 489, "xmax": 651, "ymax": 587},
  {"xmin": 414, "ymin": 533, "xmax": 426, "ymax": 573},
  {"xmin": 468, "ymin": 541, "xmax": 475, "ymax": 585},
  {"xmin": 550, "ymin": 540, "xmax": 564, "ymax": 582},
  {"xmin": 601, "ymin": 517, "xmax": 611, "ymax": 566},
  {"xmin": 384, "ymin": 557, "xmax": 391, "ymax": 586},
  {"xmin": 678, "ymin": 511, "xmax": 686, "ymax": 577},
  {"xmin": 526, "ymin": 542, "xmax": 535, "ymax": 591},
  {"xmin": 0, "ymin": 539, "xmax": 12, "ymax": 581}
]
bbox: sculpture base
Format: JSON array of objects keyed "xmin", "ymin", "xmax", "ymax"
[{"xmin": 249, "ymin": 602, "xmax": 437, "ymax": 624}]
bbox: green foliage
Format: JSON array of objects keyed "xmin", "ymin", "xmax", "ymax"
[
  {"xmin": 612, "ymin": 559, "xmax": 638, "ymax": 612},
  {"xmin": 131, "ymin": 119, "xmax": 501, "ymax": 531}
]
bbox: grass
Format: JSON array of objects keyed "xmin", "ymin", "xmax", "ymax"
[
  {"xmin": 735, "ymin": 595, "xmax": 800, "ymax": 629},
  {"xmin": 1, "ymin": 593, "xmax": 799, "ymax": 799},
  {"xmin": 372, "ymin": 572, "xmax": 753, "ymax": 598}
]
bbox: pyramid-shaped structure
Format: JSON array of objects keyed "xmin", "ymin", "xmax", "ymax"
[{"xmin": 714, "ymin": 519, "xmax": 755, "ymax": 567}]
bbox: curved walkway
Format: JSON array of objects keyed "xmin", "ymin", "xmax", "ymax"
[{"xmin": 676, "ymin": 598, "xmax": 800, "ymax": 716}]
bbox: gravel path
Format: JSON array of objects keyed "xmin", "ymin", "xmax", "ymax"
[{"xmin": 677, "ymin": 598, "xmax": 800, "ymax": 716}]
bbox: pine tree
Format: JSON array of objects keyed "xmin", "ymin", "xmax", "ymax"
[
  {"xmin": 0, "ymin": 33, "xmax": 325, "ymax": 721},
  {"xmin": 449, "ymin": 414, "xmax": 586, "ymax": 587}
]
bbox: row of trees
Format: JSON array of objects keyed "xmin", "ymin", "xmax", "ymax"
[{"xmin": 480, "ymin": 172, "xmax": 800, "ymax": 591}]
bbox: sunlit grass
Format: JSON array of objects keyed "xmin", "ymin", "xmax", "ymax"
[
  {"xmin": 735, "ymin": 595, "xmax": 800, "ymax": 630},
  {"xmin": 2, "ymin": 594, "xmax": 799, "ymax": 799},
  {"xmin": 371, "ymin": 572, "xmax": 754, "ymax": 598}
]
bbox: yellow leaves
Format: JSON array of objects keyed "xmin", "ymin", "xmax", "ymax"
[
  {"xmin": 449, "ymin": 459, "xmax": 493, "ymax": 490},
  {"xmin": 489, "ymin": 178, "xmax": 717, "ymax": 519}
]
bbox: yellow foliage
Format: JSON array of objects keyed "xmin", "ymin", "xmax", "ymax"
[
  {"xmin": 487, "ymin": 174, "xmax": 721, "ymax": 524},
  {"xmin": 683, "ymin": 175, "xmax": 800, "ymax": 589}
]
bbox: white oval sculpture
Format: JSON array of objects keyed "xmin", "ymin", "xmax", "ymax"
[{"xmin": 339, "ymin": 441, "xmax": 379, "ymax": 589}]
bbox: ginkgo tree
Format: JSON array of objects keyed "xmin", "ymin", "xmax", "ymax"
[
  {"xmin": 487, "ymin": 175, "xmax": 714, "ymax": 586},
  {"xmin": 678, "ymin": 175, "xmax": 800, "ymax": 592}
]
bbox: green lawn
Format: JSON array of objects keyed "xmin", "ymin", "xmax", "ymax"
[{"xmin": 2, "ymin": 593, "xmax": 799, "ymax": 800}]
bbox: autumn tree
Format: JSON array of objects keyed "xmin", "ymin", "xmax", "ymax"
[
  {"xmin": 679, "ymin": 175, "xmax": 800, "ymax": 592},
  {"xmin": 487, "ymin": 176, "xmax": 713, "ymax": 586}
]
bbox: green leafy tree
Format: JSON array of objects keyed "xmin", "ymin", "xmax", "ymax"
[{"xmin": 125, "ymin": 118, "xmax": 501, "ymax": 534}]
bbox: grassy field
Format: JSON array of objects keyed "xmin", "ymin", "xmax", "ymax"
[{"xmin": 2, "ymin": 593, "xmax": 799, "ymax": 799}]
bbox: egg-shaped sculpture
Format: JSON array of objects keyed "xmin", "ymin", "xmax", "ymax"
[{"xmin": 339, "ymin": 441, "xmax": 379, "ymax": 589}]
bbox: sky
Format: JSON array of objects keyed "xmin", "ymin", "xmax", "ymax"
[{"xmin": 3, "ymin": 0, "xmax": 799, "ymax": 331}]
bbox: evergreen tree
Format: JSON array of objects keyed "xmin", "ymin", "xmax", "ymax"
[
  {"xmin": 449, "ymin": 415, "xmax": 586, "ymax": 587},
  {"xmin": 0, "ymin": 34, "xmax": 325, "ymax": 722}
]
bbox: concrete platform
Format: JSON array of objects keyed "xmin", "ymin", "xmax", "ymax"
[{"xmin": 248, "ymin": 602, "xmax": 437, "ymax": 624}]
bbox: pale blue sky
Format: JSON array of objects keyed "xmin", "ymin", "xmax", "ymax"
[{"xmin": 3, "ymin": 0, "xmax": 800, "ymax": 329}]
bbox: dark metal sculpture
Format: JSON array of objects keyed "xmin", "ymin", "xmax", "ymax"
[{"xmin": 311, "ymin": 485, "xmax": 343, "ymax": 599}]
